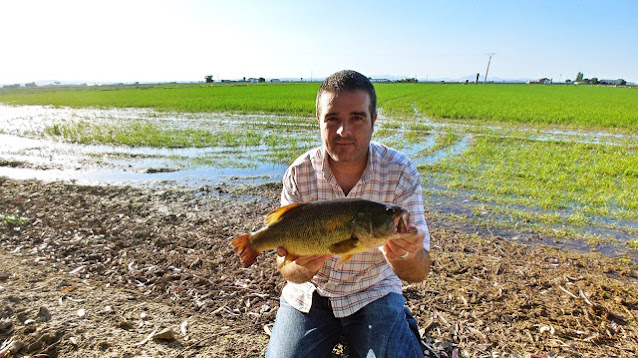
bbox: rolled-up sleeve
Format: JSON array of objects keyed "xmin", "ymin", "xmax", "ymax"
[
  {"xmin": 281, "ymin": 166, "xmax": 303, "ymax": 206},
  {"xmin": 395, "ymin": 161, "xmax": 430, "ymax": 251}
]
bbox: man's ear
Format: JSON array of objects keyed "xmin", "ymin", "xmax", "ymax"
[{"xmin": 371, "ymin": 112, "xmax": 378, "ymax": 129}]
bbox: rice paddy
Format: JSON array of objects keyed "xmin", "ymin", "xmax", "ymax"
[{"xmin": 1, "ymin": 82, "xmax": 637, "ymax": 257}]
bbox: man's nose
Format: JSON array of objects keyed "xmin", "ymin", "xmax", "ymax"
[{"xmin": 336, "ymin": 120, "xmax": 351, "ymax": 136}]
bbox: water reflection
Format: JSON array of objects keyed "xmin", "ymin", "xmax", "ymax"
[{"xmin": 0, "ymin": 105, "xmax": 469, "ymax": 188}]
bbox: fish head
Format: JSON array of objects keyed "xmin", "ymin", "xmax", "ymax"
[{"xmin": 353, "ymin": 201, "xmax": 411, "ymax": 244}]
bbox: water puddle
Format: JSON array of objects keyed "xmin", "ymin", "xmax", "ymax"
[{"xmin": 0, "ymin": 105, "xmax": 471, "ymax": 188}]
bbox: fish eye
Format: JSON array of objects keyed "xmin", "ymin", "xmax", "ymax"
[{"xmin": 386, "ymin": 207, "xmax": 396, "ymax": 215}]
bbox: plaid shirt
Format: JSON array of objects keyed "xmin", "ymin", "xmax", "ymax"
[{"xmin": 280, "ymin": 142, "xmax": 430, "ymax": 318}]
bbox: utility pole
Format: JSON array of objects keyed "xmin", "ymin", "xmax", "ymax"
[{"xmin": 484, "ymin": 53, "xmax": 495, "ymax": 85}]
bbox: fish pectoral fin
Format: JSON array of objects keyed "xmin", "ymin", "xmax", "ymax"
[
  {"xmin": 337, "ymin": 254, "xmax": 354, "ymax": 265},
  {"xmin": 328, "ymin": 237, "xmax": 360, "ymax": 254},
  {"xmin": 264, "ymin": 203, "xmax": 304, "ymax": 225}
]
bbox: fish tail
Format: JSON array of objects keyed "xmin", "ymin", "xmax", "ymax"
[{"xmin": 230, "ymin": 233, "xmax": 259, "ymax": 267}]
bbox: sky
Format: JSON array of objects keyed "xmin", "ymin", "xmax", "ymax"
[{"xmin": 1, "ymin": 0, "xmax": 637, "ymax": 85}]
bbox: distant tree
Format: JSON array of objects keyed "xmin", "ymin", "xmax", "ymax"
[
  {"xmin": 258, "ymin": 77, "xmax": 265, "ymax": 83},
  {"xmin": 590, "ymin": 77, "xmax": 599, "ymax": 84},
  {"xmin": 565, "ymin": 79, "xmax": 572, "ymax": 84},
  {"xmin": 205, "ymin": 75, "xmax": 213, "ymax": 83},
  {"xmin": 575, "ymin": 72, "xmax": 584, "ymax": 82}
]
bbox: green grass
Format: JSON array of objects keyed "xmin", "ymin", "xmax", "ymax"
[
  {"xmin": 2, "ymin": 82, "xmax": 637, "ymax": 130},
  {"xmin": 0, "ymin": 83, "xmax": 318, "ymax": 116},
  {"xmin": 2, "ymin": 213, "xmax": 24, "ymax": 228},
  {"xmin": 45, "ymin": 121, "xmax": 266, "ymax": 148},
  {"xmin": 377, "ymin": 83, "xmax": 638, "ymax": 130},
  {"xmin": 418, "ymin": 131, "xmax": 461, "ymax": 156},
  {"xmin": 421, "ymin": 134, "xmax": 638, "ymax": 223}
]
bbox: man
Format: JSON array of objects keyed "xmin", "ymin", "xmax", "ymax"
[{"xmin": 266, "ymin": 70, "xmax": 430, "ymax": 358}]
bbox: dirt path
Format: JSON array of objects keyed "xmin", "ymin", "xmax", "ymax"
[{"xmin": 1, "ymin": 178, "xmax": 637, "ymax": 357}]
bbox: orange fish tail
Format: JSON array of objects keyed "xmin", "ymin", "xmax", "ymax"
[{"xmin": 230, "ymin": 233, "xmax": 259, "ymax": 267}]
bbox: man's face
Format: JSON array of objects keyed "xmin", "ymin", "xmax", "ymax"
[{"xmin": 317, "ymin": 90, "xmax": 376, "ymax": 164}]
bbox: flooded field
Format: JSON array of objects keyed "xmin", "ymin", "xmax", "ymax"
[
  {"xmin": 0, "ymin": 105, "xmax": 469, "ymax": 187},
  {"xmin": 0, "ymin": 105, "xmax": 306, "ymax": 187},
  {"xmin": 1, "ymin": 104, "xmax": 637, "ymax": 261}
]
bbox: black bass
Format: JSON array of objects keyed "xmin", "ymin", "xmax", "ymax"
[{"xmin": 230, "ymin": 199, "xmax": 414, "ymax": 267}]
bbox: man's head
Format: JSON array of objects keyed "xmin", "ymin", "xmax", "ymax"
[
  {"xmin": 316, "ymin": 70, "xmax": 377, "ymax": 165},
  {"xmin": 316, "ymin": 70, "xmax": 377, "ymax": 118}
]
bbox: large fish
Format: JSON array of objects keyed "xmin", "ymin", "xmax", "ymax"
[{"xmin": 230, "ymin": 199, "xmax": 415, "ymax": 267}]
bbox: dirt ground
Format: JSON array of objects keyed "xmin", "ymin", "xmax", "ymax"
[{"xmin": 1, "ymin": 178, "xmax": 637, "ymax": 358}]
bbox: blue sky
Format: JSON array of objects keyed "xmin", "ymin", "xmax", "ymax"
[{"xmin": 1, "ymin": 0, "xmax": 636, "ymax": 84}]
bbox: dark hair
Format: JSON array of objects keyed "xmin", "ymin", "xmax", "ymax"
[{"xmin": 316, "ymin": 70, "xmax": 377, "ymax": 117}]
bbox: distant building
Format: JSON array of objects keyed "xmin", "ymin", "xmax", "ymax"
[
  {"xmin": 370, "ymin": 79, "xmax": 390, "ymax": 83},
  {"xmin": 527, "ymin": 78, "xmax": 551, "ymax": 84},
  {"xmin": 270, "ymin": 79, "xmax": 281, "ymax": 83},
  {"xmin": 599, "ymin": 79, "xmax": 626, "ymax": 86}
]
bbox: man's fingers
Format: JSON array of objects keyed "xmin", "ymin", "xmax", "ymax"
[
  {"xmin": 294, "ymin": 254, "xmax": 331, "ymax": 272},
  {"xmin": 277, "ymin": 249, "xmax": 330, "ymax": 268}
]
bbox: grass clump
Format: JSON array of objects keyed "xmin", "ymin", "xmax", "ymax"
[
  {"xmin": 2, "ymin": 213, "xmax": 24, "ymax": 228},
  {"xmin": 45, "ymin": 121, "xmax": 264, "ymax": 148}
]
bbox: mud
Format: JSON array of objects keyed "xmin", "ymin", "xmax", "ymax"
[{"xmin": 1, "ymin": 178, "xmax": 637, "ymax": 357}]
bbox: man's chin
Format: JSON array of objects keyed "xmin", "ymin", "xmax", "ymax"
[
  {"xmin": 329, "ymin": 152, "xmax": 356, "ymax": 163},
  {"xmin": 327, "ymin": 147, "xmax": 366, "ymax": 163}
]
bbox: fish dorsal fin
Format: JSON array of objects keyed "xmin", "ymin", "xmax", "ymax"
[{"xmin": 264, "ymin": 203, "xmax": 304, "ymax": 225}]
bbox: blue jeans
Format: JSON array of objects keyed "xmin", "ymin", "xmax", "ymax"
[{"xmin": 265, "ymin": 292, "xmax": 424, "ymax": 358}]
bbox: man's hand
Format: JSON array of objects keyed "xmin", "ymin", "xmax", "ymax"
[
  {"xmin": 382, "ymin": 224, "xmax": 425, "ymax": 261},
  {"xmin": 380, "ymin": 225, "xmax": 430, "ymax": 282},
  {"xmin": 276, "ymin": 247, "xmax": 331, "ymax": 283}
]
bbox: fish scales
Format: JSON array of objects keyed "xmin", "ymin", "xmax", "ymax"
[
  {"xmin": 230, "ymin": 198, "xmax": 414, "ymax": 267},
  {"xmin": 250, "ymin": 200, "xmax": 363, "ymax": 254}
]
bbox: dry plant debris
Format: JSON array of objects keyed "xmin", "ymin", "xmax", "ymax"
[{"xmin": 0, "ymin": 178, "xmax": 636, "ymax": 357}]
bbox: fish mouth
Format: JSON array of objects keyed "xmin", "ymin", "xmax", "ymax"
[{"xmin": 393, "ymin": 210, "xmax": 411, "ymax": 234}]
